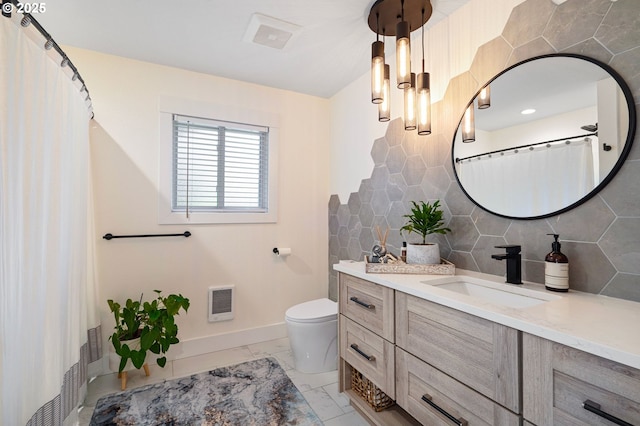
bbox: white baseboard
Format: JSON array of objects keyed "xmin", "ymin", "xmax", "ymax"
[
  {"xmin": 174, "ymin": 322, "xmax": 288, "ymax": 360},
  {"xmin": 92, "ymin": 322, "xmax": 288, "ymax": 377}
]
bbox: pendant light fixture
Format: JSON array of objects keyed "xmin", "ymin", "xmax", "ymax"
[
  {"xmin": 478, "ymin": 84, "xmax": 491, "ymax": 109},
  {"xmin": 462, "ymin": 105, "xmax": 475, "ymax": 143},
  {"xmin": 379, "ymin": 64, "xmax": 391, "ymax": 121},
  {"xmin": 396, "ymin": 1, "xmax": 411, "ymax": 89},
  {"xmin": 416, "ymin": 8, "xmax": 431, "ymax": 135},
  {"xmin": 368, "ymin": 0, "xmax": 433, "ymax": 132},
  {"xmin": 371, "ymin": 13, "xmax": 385, "ymax": 104},
  {"xmin": 404, "ymin": 73, "xmax": 417, "ymax": 130},
  {"xmin": 417, "ymin": 72, "xmax": 431, "ymax": 134}
]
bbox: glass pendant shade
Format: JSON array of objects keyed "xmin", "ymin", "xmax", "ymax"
[
  {"xmin": 478, "ymin": 85, "xmax": 491, "ymax": 109},
  {"xmin": 379, "ymin": 64, "xmax": 391, "ymax": 122},
  {"xmin": 404, "ymin": 73, "xmax": 417, "ymax": 130},
  {"xmin": 417, "ymin": 72, "xmax": 431, "ymax": 135},
  {"xmin": 371, "ymin": 40, "xmax": 385, "ymax": 104},
  {"xmin": 462, "ymin": 105, "xmax": 475, "ymax": 142},
  {"xmin": 396, "ymin": 20, "xmax": 411, "ymax": 89}
]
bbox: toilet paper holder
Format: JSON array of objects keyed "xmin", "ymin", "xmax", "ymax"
[{"xmin": 273, "ymin": 247, "xmax": 292, "ymax": 257}]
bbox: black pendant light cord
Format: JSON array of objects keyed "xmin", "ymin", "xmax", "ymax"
[{"xmin": 421, "ymin": 8, "xmax": 425, "ymax": 72}]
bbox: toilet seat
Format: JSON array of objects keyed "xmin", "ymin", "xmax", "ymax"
[{"xmin": 285, "ymin": 298, "xmax": 337, "ymax": 323}]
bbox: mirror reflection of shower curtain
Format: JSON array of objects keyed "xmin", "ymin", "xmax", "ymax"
[{"xmin": 458, "ymin": 139, "xmax": 594, "ymax": 217}]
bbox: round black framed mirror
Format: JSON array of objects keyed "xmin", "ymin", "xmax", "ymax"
[{"xmin": 452, "ymin": 53, "xmax": 636, "ymax": 220}]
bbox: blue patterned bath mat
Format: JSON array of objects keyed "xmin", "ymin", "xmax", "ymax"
[{"xmin": 90, "ymin": 357, "xmax": 322, "ymax": 425}]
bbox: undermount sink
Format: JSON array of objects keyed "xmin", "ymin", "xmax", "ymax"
[{"xmin": 422, "ymin": 277, "xmax": 561, "ymax": 309}]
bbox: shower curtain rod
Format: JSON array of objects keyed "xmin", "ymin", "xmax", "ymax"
[
  {"xmin": 455, "ymin": 132, "xmax": 597, "ymax": 163},
  {"xmin": 3, "ymin": 0, "xmax": 93, "ymax": 115}
]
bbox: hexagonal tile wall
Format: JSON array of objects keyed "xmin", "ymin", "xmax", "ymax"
[{"xmin": 328, "ymin": 0, "xmax": 640, "ymax": 302}]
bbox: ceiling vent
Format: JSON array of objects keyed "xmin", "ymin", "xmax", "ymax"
[{"xmin": 243, "ymin": 13, "xmax": 301, "ymax": 50}]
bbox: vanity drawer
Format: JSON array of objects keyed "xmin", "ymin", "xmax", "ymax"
[
  {"xmin": 396, "ymin": 348, "xmax": 520, "ymax": 425},
  {"xmin": 396, "ymin": 292, "xmax": 520, "ymax": 413},
  {"xmin": 340, "ymin": 315, "xmax": 395, "ymax": 399},
  {"xmin": 339, "ymin": 272, "xmax": 394, "ymax": 342},
  {"xmin": 523, "ymin": 333, "xmax": 640, "ymax": 425}
]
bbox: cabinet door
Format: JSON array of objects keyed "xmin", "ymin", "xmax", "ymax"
[
  {"xmin": 396, "ymin": 348, "xmax": 521, "ymax": 425},
  {"xmin": 396, "ymin": 292, "xmax": 520, "ymax": 413},
  {"xmin": 339, "ymin": 273, "xmax": 395, "ymax": 342},
  {"xmin": 523, "ymin": 333, "xmax": 640, "ymax": 425},
  {"xmin": 340, "ymin": 315, "xmax": 395, "ymax": 399}
]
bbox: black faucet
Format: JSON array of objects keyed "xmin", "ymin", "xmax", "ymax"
[{"xmin": 492, "ymin": 245, "xmax": 522, "ymax": 284}]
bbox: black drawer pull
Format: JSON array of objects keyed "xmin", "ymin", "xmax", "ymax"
[
  {"xmin": 421, "ymin": 394, "xmax": 467, "ymax": 426},
  {"xmin": 583, "ymin": 400, "xmax": 633, "ymax": 426},
  {"xmin": 350, "ymin": 296, "xmax": 375, "ymax": 310},
  {"xmin": 350, "ymin": 344, "xmax": 376, "ymax": 362}
]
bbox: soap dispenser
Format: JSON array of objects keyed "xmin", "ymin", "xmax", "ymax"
[{"xmin": 545, "ymin": 234, "xmax": 569, "ymax": 292}]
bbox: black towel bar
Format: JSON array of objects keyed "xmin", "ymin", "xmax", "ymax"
[{"xmin": 103, "ymin": 231, "xmax": 191, "ymax": 240}]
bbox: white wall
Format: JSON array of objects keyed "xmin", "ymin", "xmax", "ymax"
[
  {"xmin": 65, "ymin": 47, "xmax": 330, "ymax": 361},
  {"xmin": 329, "ymin": 0, "xmax": 524, "ymax": 201}
]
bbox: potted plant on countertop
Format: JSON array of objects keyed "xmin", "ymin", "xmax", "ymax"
[
  {"xmin": 400, "ymin": 200, "xmax": 451, "ymax": 264},
  {"xmin": 107, "ymin": 290, "xmax": 190, "ymax": 390}
]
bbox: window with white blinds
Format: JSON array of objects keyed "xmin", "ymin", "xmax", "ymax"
[{"xmin": 172, "ymin": 114, "xmax": 269, "ymax": 213}]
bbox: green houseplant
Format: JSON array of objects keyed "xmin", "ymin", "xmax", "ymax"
[
  {"xmin": 107, "ymin": 290, "xmax": 190, "ymax": 373},
  {"xmin": 400, "ymin": 200, "xmax": 451, "ymax": 264}
]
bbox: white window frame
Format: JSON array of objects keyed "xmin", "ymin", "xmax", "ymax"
[{"xmin": 159, "ymin": 97, "xmax": 279, "ymax": 224}]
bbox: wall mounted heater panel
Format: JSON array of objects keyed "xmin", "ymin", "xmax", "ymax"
[{"xmin": 208, "ymin": 285, "xmax": 234, "ymax": 322}]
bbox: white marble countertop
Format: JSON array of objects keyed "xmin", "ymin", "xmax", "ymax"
[{"xmin": 334, "ymin": 260, "xmax": 640, "ymax": 370}]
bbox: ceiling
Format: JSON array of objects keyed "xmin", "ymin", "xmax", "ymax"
[{"xmin": 36, "ymin": 0, "xmax": 470, "ymax": 99}]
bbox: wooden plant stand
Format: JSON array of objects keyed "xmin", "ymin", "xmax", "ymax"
[{"xmin": 117, "ymin": 363, "xmax": 150, "ymax": 390}]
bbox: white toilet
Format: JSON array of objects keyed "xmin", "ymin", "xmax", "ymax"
[{"xmin": 285, "ymin": 298, "xmax": 338, "ymax": 374}]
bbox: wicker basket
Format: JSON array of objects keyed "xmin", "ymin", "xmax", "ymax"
[{"xmin": 350, "ymin": 367, "xmax": 395, "ymax": 412}]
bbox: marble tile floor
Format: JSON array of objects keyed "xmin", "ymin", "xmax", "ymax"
[{"xmin": 79, "ymin": 337, "xmax": 369, "ymax": 426}]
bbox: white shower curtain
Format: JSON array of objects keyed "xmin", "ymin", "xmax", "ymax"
[
  {"xmin": 0, "ymin": 14, "xmax": 100, "ymax": 425},
  {"xmin": 458, "ymin": 139, "xmax": 594, "ymax": 217}
]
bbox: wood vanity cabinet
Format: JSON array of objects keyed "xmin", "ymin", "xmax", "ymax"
[
  {"xmin": 338, "ymin": 272, "xmax": 522, "ymax": 425},
  {"xmin": 338, "ymin": 271, "xmax": 640, "ymax": 426},
  {"xmin": 395, "ymin": 292, "xmax": 521, "ymax": 425},
  {"xmin": 338, "ymin": 273, "xmax": 420, "ymax": 425},
  {"xmin": 523, "ymin": 333, "xmax": 640, "ymax": 426}
]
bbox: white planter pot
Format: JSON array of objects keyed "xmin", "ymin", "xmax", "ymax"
[{"xmin": 406, "ymin": 243, "xmax": 441, "ymax": 264}]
